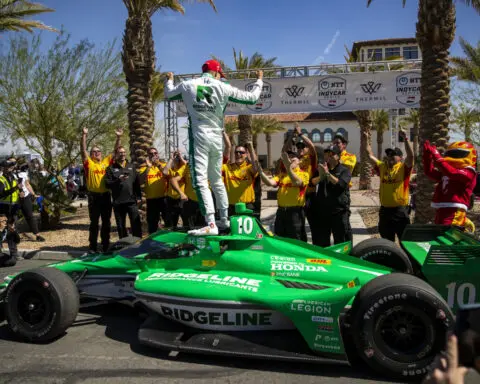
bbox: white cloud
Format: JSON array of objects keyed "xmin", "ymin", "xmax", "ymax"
[{"xmin": 324, "ymin": 30, "xmax": 340, "ymax": 55}]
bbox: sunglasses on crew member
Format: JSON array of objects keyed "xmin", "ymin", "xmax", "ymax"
[
  {"xmin": 149, "ymin": 151, "xmax": 158, "ymax": 156},
  {"xmin": 235, "ymin": 151, "xmax": 246, "ymax": 155}
]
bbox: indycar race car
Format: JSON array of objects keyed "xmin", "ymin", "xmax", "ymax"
[{"xmin": 0, "ymin": 203, "xmax": 478, "ymax": 380}]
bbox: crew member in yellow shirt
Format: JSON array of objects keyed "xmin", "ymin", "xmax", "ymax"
[
  {"xmin": 364, "ymin": 129, "xmax": 413, "ymax": 242},
  {"xmin": 169, "ymin": 163, "xmax": 204, "ymax": 229},
  {"xmin": 282, "ymin": 122, "xmax": 318, "ymax": 242},
  {"xmin": 257, "ymin": 150, "xmax": 309, "ymax": 240},
  {"xmin": 162, "ymin": 150, "xmax": 188, "ymax": 228},
  {"xmin": 222, "ymin": 142, "xmax": 258, "ymax": 217},
  {"xmin": 81, "ymin": 126, "xmax": 122, "ymax": 253},
  {"xmin": 139, "ymin": 147, "xmax": 169, "ymax": 234},
  {"xmin": 333, "ymin": 132, "xmax": 357, "ymax": 180}
]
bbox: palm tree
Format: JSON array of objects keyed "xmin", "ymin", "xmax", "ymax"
[
  {"xmin": 371, "ymin": 109, "xmax": 389, "ymax": 158},
  {"xmin": 211, "ymin": 48, "xmax": 279, "ymax": 146},
  {"xmin": 451, "ymin": 104, "xmax": 480, "ymax": 143},
  {"xmin": 367, "ymin": 0, "xmax": 480, "ymax": 223},
  {"xmin": 251, "ymin": 116, "xmax": 286, "ymax": 167},
  {"xmin": 122, "ymin": 0, "xmax": 216, "ymax": 169},
  {"xmin": 224, "ymin": 119, "xmax": 239, "ymax": 159},
  {"xmin": 450, "ymin": 38, "xmax": 480, "ymax": 84},
  {"xmin": 0, "ymin": 0, "xmax": 56, "ymax": 33},
  {"xmin": 400, "ymin": 108, "xmax": 420, "ymax": 161}
]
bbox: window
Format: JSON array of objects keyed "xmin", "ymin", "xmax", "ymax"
[
  {"xmin": 361, "ymin": 50, "xmax": 365, "ymax": 62},
  {"xmin": 367, "ymin": 48, "xmax": 383, "ymax": 61},
  {"xmin": 323, "ymin": 128, "xmax": 333, "ymax": 142},
  {"xmin": 311, "ymin": 129, "xmax": 321, "ymax": 143},
  {"xmin": 385, "ymin": 47, "xmax": 400, "ymax": 59},
  {"xmin": 403, "ymin": 46, "xmax": 418, "ymax": 60}
]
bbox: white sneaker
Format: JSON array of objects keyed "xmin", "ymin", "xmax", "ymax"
[
  {"xmin": 188, "ymin": 222, "xmax": 219, "ymax": 236},
  {"xmin": 217, "ymin": 218, "xmax": 230, "ymax": 230}
]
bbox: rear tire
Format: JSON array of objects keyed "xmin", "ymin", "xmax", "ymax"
[
  {"xmin": 350, "ymin": 273, "xmax": 453, "ymax": 380},
  {"xmin": 350, "ymin": 238, "xmax": 413, "ymax": 273},
  {"xmin": 4, "ymin": 267, "xmax": 79, "ymax": 342}
]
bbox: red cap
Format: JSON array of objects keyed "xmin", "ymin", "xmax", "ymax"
[{"xmin": 202, "ymin": 59, "xmax": 225, "ymax": 78}]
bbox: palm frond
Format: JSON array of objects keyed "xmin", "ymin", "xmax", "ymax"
[
  {"xmin": 0, "ymin": 0, "xmax": 57, "ymax": 33},
  {"xmin": 459, "ymin": 0, "xmax": 480, "ymax": 14}
]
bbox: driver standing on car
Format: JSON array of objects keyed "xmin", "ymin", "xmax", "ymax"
[{"xmin": 164, "ymin": 61, "xmax": 263, "ymax": 236}]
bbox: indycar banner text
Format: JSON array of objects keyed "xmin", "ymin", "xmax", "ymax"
[{"xmin": 174, "ymin": 70, "xmax": 421, "ymax": 116}]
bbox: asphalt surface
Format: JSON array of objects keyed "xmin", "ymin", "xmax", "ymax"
[{"xmin": 0, "ymin": 260, "xmax": 479, "ymax": 384}]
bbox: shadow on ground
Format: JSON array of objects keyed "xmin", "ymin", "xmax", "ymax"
[{"xmin": 0, "ymin": 303, "xmax": 401, "ymax": 383}]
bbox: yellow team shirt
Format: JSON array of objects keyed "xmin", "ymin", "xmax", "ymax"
[
  {"xmin": 167, "ymin": 164, "xmax": 186, "ymax": 199},
  {"xmin": 376, "ymin": 160, "xmax": 412, "ymax": 207},
  {"xmin": 222, "ymin": 161, "xmax": 258, "ymax": 204},
  {"xmin": 340, "ymin": 150, "xmax": 356, "ymax": 188},
  {"xmin": 273, "ymin": 169, "xmax": 310, "ymax": 207},
  {"xmin": 84, "ymin": 154, "xmax": 112, "ymax": 193},
  {"xmin": 299, "ymin": 153, "xmax": 318, "ymax": 194},
  {"xmin": 183, "ymin": 165, "xmax": 198, "ymax": 202},
  {"xmin": 139, "ymin": 162, "xmax": 168, "ymax": 199}
]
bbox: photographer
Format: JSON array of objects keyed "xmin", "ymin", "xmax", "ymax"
[
  {"xmin": 0, "ymin": 158, "xmax": 22, "ymax": 266},
  {"xmin": 17, "ymin": 162, "xmax": 45, "ymax": 242},
  {"xmin": 105, "ymin": 146, "xmax": 142, "ymax": 239}
]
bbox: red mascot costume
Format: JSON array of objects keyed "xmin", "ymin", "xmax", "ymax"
[{"xmin": 423, "ymin": 140, "xmax": 477, "ymax": 232}]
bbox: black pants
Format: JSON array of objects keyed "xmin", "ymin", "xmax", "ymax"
[
  {"xmin": 183, "ymin": 200, "xmax": 204, "ymax": 229},
  {"xmin": 378, "ymin": 206, "xmax": 410, "ymax": 242},
  {"xmin": 146, "ymin": 197, "xmax": 169, "ymax": 234},
  {"xmin": 274, "ymin": 206, "xmax": 306, "ymax": 241},
  {"xmin": 0, "ymin": 203, "xmax": 20, "ymax": 263},
  {"xmin": 19, "ymin": 195, "xmax": 39, "ymax": 234},
  {"xmin": 113, "ymin": 202, "xmax": 142, "ymax": 239},
  {"xmin": 311, "ymin": 210, "xmax": 352, "ymax": 247},
  {"xmin": 303, "ymin": 192, "xmax": 315, "ymax": 242},
  {"xmin": 166, "ymin": 196, "xmax": 187, "ymax": 228},
  {"xmin": 88, "ymin": 192, "xmax": 112, "ymax": 252}
]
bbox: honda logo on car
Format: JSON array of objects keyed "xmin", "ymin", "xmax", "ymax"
[
  {"xmin": 290, "ymin": 299, "xmax": 332, "ymax": 314},
  {"xmin": 271, "ymin": 263, "xmax": 327, "ymax": 272}
]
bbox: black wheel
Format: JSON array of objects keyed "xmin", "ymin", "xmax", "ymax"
[
  {"xmin": 0, "ymin": 301, "xmax": 5, "ymax": 323},
  {"xmin": 350, "ymin": 273, "xmax": 454, "ymax": 380},
  {"xmin": 350, "ymin": 238, "xmax": 413, "ymax": 273},
  {"xmin": 4, "ymin": 267, "xmax": 79, "ymax": 342},
  {"xmin": 107, "ymin": 236, "xmax": 141, "ymax": 252}
]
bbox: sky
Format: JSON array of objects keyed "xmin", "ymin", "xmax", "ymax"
[{"xmin": 1, "ymin": 0, "xmax": 479, "ymax": 155}]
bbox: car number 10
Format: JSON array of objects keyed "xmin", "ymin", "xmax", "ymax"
[
  {"xmin": 445, "ymin": 282, "xmax": 477, "ymax": 308},
  {"xmin": 237, "ymin": 217, "xmax": 253, "ymax": 235}
]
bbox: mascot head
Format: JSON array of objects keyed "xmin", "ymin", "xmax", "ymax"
[{"xmin": 443, "ymin": 141, "xmax": 477, "ymax": 169}]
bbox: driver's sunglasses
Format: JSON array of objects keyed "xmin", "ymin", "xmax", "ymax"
[
  {"xmin": 235, "ymin": 151, "xmax": 246, "ymax": 155},
  {"xmin": 444, "ymin": 149, "xmax": 470, "ymax": 159}
]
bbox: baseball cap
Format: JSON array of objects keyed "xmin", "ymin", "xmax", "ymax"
[
  {"xmin": 202, "ymin": 59, "xmax": 225, "ymax": 78},
  {"xmin": 324, "ymin": 145, "xmax": 341, "ymax": 156},
  {"xmin": 385, "ymin": 147, "xmax": 403, "ymax": 157},
  {"xmin": 333, "ymin": 133, "xmax": 348, "ymax": 144}
]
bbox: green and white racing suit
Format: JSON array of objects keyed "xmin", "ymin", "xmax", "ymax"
[{"xmin": 165, "ymin": 73, "xmax": 262, "ymax": 225}]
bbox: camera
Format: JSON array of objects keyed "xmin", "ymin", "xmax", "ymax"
[{"xmin": 455, "ymin": 303, "xmax": 480, "ymax": 368}]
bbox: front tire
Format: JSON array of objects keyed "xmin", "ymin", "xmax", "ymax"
[
  {"xmin": 4, "ymin": 267, "xmax": 79, "ymax": 342},
  {"xmin": 350, "ymin": 273, "xmax": 453, "ymax": 380}
]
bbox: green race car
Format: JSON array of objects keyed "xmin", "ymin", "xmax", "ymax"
[{"xmin": 0, "ymin": 203, "xmax": 478, "ymax": 380}]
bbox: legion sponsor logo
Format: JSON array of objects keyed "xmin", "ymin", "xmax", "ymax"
[
  {"xmin": 396, "ymin": 72, "xmax": 421, "ymax": 106},
  {"xmin": 246, "ymin": 81, "xmax": 272, "ymax": 112},
  {"xmin": 290, "ymin": 299, "xmax": 332, "ymax": 314},
  {"xmin": 317, "ymin": 76, "xmax": 347, "ymax": 109}
]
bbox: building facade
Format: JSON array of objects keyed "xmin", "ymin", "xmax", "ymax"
[{"xmin": 351, "ymin": 37, "xmax": 421, "ymax": 62}]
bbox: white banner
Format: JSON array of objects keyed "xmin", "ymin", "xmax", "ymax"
[{"xmin": 174, "ymin": 70, "xmax": 421, "ymax": 116}]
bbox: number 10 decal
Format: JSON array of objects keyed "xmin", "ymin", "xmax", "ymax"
[
  {"xmin": 237, "ymin": 217, "xmax": 253, "ymax": 235},
  {"xmin": 446, "ymin": 282, "xmax": 477, "ymax": 308}
]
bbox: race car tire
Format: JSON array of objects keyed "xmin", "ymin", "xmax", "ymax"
[
  {"xmin": 0, "ymin": 301, "xmax": 5, "ymax": 323},
  {"xmin": 4, "ymin": 267, "xmax": 79, "ymax": 342},
  {"xmin": 350, "ymin": 273, "xmax": 453, "ymax": 380},
  {"xmin": 107, "ymin": 236, "xmax": 141, "ymax": 252},
  {"xmin": 350, "ymin": 238, "xmax": 413, "ymax": 274}
]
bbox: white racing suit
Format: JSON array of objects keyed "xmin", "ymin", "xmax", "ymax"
[{"xmin": 165, "ymin": 73, "xmax": 262, "ymax": 229}]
